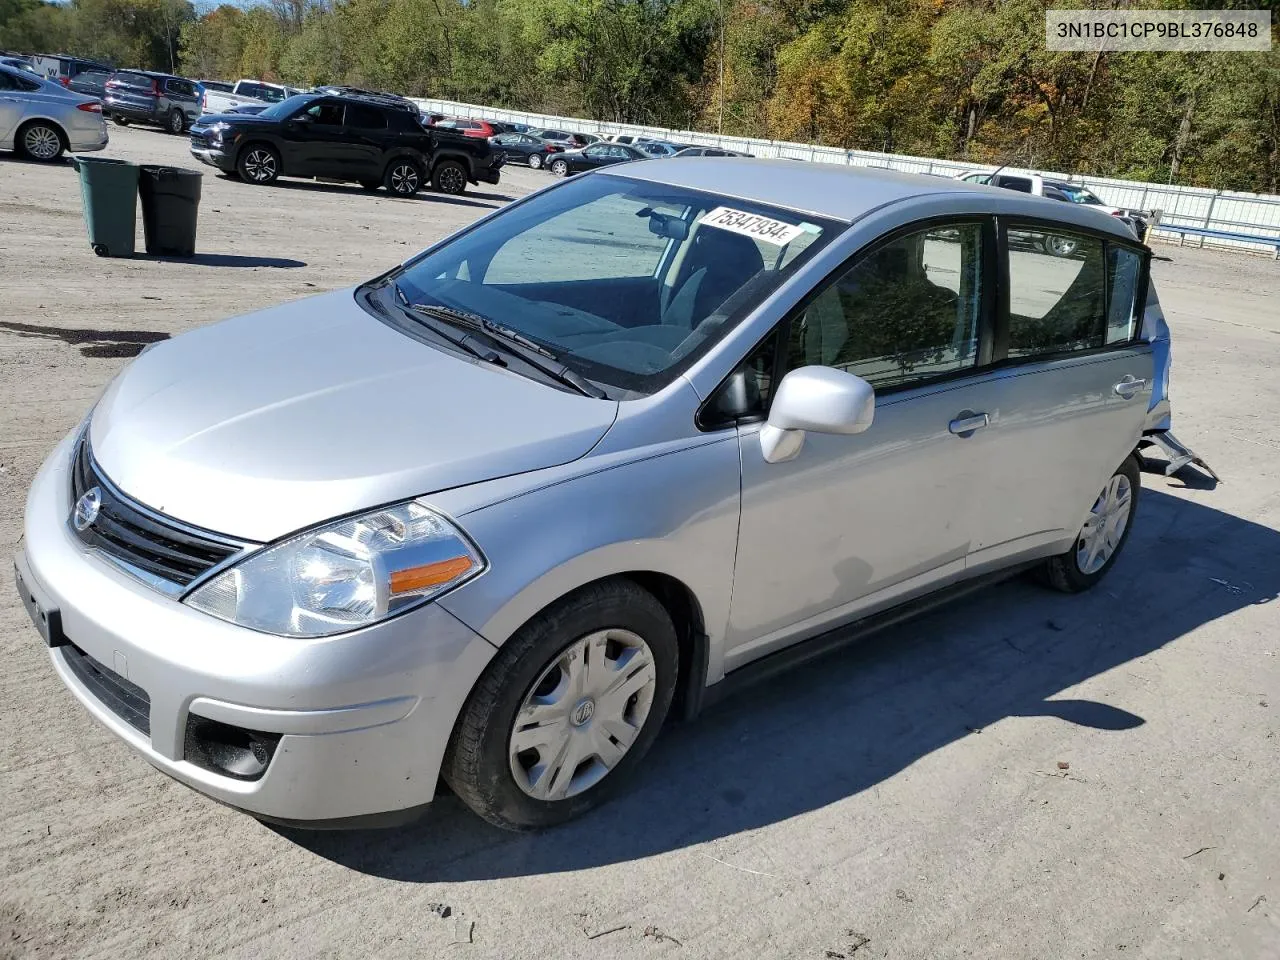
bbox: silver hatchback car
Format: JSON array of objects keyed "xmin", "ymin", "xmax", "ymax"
[{"xmin": 18, "ymin": 161, "xmax": 1188, "ymax": 830}]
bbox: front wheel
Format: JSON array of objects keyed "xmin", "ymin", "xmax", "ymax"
[
  {"xmin": 1040, "ymin": 455, "xmax": 1140, "ymax": 593},
  {"xmin": 237, "ymin": 145, "xmax": 280, "ymax": 185},
  {"xmin": 527, "ymin": 153, "xmax": 543, "ymax": 169},
  {"xmin": 444, "ymin": 579, "xmax": 678, "ymax": 831},
  {"xmin": 431, "ymin": 159, "xmax": 467, "ymax": 195},
  {"xmin": 549, "ymin": 158, "xmax": 569, "ymax": 177}
]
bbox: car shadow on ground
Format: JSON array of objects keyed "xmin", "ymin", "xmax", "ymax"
[
  {"xmin": 133, "ymin": 253, "xmax": 306, "ymax": 268},
  {"xmin": 0, "ymin": 320, "xmax": 168, "ymax": 358},
  {"xmin": 284, "ymin": 480, "xmax": 1274, "ymax": 881},
  {"xmin": 246, "ymin": 177, "xmax": 503, "ymax": 209}
]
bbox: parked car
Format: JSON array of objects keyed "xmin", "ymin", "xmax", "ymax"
[
  {"xmin": 0, "ymin": 63, "xmax": 107, "ymax": 160},
  {"xmin": 27, "ymin": 54, "xmax": 113, "ymax": 89},
  {"xmin": 673, "ymin": 146, "xmax": 753, "ymax": 158},
  {"xmin": 201, "ymin": 79, "xmax": 301, "ymax": 116},
  {"xmin": 189, "ymin": 91, "xmax": 502, "ymax": 196},
  {"xmin": 957, "ymin": 169, "xmax": 1150, "ymax": 240},
  {"xmin": 0, "ymin": 55, "xmax": 39, "ymax": 75},
  {"xmin": 528, "ymin": 128, "xmax": 597, "ymax": 148},
  {"xmin": 547, "ymin": 141, "xmax": 647, "ymax": 176},
  {"xmin": 433, "ymin": 117, "xmax": 500, "ymax": 139},
  {"xmin": 16, "ymin": 160, "xmax": 1197, "ymax": 832},
  {"xmin": 634, "ymin": 140, "xmax": 686, "ymax": 158},
  {"xmin": 66, "ymin": 68, "xmax": 110, "ymax": 101},
  {"xmin": 104, "ymin": 70, "xmax": 201, "ymax": 134},
  {"xmin": 198, "ymin": 79, "xmax": 234, "ymax": 94},
  {"xmin": 490, "ymin": 131, "xmax": 565, "ymax": 168}
]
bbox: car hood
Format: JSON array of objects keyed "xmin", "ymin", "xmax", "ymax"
[
  {"xmin": 194, "ymin": 112, "xmax": 272, "ymax": 125},
  {"xmin": 89, "ymin": 289, "xmax": 618, "ymax": 542}
]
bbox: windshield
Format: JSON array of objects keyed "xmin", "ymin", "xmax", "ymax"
[
  {"xmin": 1060, "ymin": 185, "xmax": 1103, "ymax": 205},
  {"xmin": 385, "ymin": 174, "xmax": 837, "ymax": 396},
  {"xmin": 256, "ymin": 94, "xmax": 314, "ymax": 119}
]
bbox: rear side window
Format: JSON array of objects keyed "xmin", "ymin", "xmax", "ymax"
[
  {"xmin": 346, "ymin": 105, "xmax": 387, "ymax": 129},
  {"xmin": 1006, "ymin": 229, "xmax": 1106, "ymax": 357},
  {"xmin": 1106, "ymin": 246, "xmax": 1143, "ymax": 344}
]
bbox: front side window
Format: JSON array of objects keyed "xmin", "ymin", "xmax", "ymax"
[
  {"xmin": 784, "ymin": 223, "xmax": 984, "ymax": 390},
  {"xmin": 1006, "ymin": 228, "xmax": 1106, "ymax": 357},
  {"xmin": 304, "ymin": 101, "xmax": 344, "ymax": 125},
  {"xmin": 386, "ymin": 174, "xmax": 836, "ymax": 395}
]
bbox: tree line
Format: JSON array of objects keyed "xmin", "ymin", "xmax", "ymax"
[{"xmin": 3, "ymin": 0, "xmax": 1276, "ymax": 193}]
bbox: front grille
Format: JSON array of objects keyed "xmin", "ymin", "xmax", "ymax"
[
  {"xmin": 62, "ymin": 642, "xmax": 151, "ymax": 736},
  {"xmin": 70, "ymin": 439, "xmax": 245, "ymax": 590}
]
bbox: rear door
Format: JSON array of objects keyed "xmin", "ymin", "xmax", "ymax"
[
  {"xmin": 0, "ymin": 70, "xmax": 28, "ymax": 141},
  {"xmin": 164, "ymin": 78, "xmax": 199, "ymax": 119},
  {"xmin": 342, "ymin": 104, "xmax": 389, "ymax": 178},
  {"xmin": 966, "ymin": 223, "xmax": 1153, "ymax": 572},
  {"xmin": 107, "ymin": 72, "xmax": 157, "ymax": 119}
]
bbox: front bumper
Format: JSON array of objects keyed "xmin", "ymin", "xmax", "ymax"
[
  {"xmin": 190, "ymin": 146, "xmax": 234, "ymax": 171},
  {"xmin": 18, "ymin": 431, "xmax": 496, "ymax": 824}
]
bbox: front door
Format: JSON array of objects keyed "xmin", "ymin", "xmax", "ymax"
[
  {"xmin": 725, "ymin": 220, "xmax": 999, "ymax": 671},
  {"xmin": 280, "ymin": 99, "xmax": 347, "ymax": 177}
]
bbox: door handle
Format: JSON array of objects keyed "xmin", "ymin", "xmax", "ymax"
[
  {"xmin": 948, "ymin": 412, "xmax": 989, "ymax": 437},
  {"xmin": 1113, "ymin": 377, "xmax": 1148, "ymax": 399}
]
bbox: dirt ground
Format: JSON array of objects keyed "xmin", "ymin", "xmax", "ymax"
[{"xmin": 2, "ymin": 125, "xmax": 1279, "ymax": 960}]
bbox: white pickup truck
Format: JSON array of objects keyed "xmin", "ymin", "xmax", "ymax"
[{"xmin": 200, "ymin": 79, "xmax": 303, "ymax": 116}]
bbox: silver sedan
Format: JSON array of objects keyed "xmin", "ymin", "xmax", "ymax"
[
  {"xmin": 0, "ymin": 64, "xmax": 108, "ymax": 162},
  {"xmin": 18, "ymin": 159, "xmax": 1193, "ymax": 831}
]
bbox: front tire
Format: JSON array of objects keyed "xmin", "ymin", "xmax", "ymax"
[
  {"xmin": 1040, "ymin": 455, "xmax": 1140, "ymax": 593},
  {"xmin": 18, "ymin": 121, "xmax": 64, "ymax": 162},
  {"xmin": 237, "ymin": 144, "xmax": 280, "ymax": 185},
  {"xmin": 431, "ymin": 159, "xmax": 467, "ymax": 195},
  {"xmin": 549, "ymin": 158, "xmax": 569, "ymax": 177},
  {"xmin": 444, "ymin": 579, "xmax": 679, "ymax": 831}
]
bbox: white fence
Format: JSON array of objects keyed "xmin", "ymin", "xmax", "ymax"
[{"xmin": 415, "ymin": 97, "xmax": 1280, "ymax": 258}]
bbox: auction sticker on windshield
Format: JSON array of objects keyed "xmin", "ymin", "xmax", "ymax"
[{"xmin": 700, "ymin": 206, "xmax": 807, "ymax": 246}]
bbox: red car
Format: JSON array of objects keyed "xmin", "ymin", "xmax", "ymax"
[{"xmin": 432, "ymin": 117, "xmax": 498, "ymax": 139}]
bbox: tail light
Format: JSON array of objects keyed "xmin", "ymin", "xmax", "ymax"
[
  {"xmin": 76, "ymin": 102, "xmax": 102, "ymax": 113},
  {"xmin": 60, "ymin": 77, "xmax": 70, "ymax": 87},
  {"xmin": 201, "ymin": 91, "xmax": 207, "ymax": 111}
]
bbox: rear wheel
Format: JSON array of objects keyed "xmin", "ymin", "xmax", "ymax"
[
  {"xmin": 1040, "ymin": 455, "xmax": 1140, "ymax": 593},
  {"xmin": 1046, "ymin": 235, "xmax": 1079, "ymax": 257},
  {"xmin": 549, "ymin": 158, "xmax": 569, "ymax": 177},
  {"xmin": 527, "ymin": 153, "xmax": 543, "ymax": 169},
  {"xmin": 113, "ymin": 115, "xmax": 130, "ymax": 126},
  {"xmin": 237, "ymin": 144, "xmax": 280, "ymax": 185},
  {"xmin": 431, "ymin": 159, "xmax": 467, "ymax": 195},
  {"xmin": 18, "ymin": 121, "xmax": 64, "ymax": 161},
  {"xmin": 167, "ymin": 109, "xmax": 186, "ymax": 135},
  {"xmin": 444, "ymin": 579, "xmax": 678, "ymax": 831},
  {"xmin": 383, "ymin": 159, "xmax": 423, "ymax": 197}
]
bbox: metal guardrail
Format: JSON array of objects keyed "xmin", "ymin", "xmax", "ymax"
[{"xmin": 417, "ymin": 97, "xmax": 1280, "ymax": 259}]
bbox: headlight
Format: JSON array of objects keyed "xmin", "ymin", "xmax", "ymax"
[{"xmin": 185, "ymin": 501, "xmax": 485, "ymax": 638}]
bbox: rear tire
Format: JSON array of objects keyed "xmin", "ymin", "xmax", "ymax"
[
  {"xmin": 113, "ymin": 116, "xmax": 129, "ymax": 126},
  {"xmin": 167, "ymin": 109, "xmax": 186, "ymax": 135},
  {"xmin": 236, "ymin": 144, "xmax": 280, "ymax": 185},
  {"xmin": 527, "ymin": 153, "xmax": 543, "ymax": 169},
  {"xmin": 1040, "ymin": 455, "xmax": 1140, "ymax": 593},
  {"xmin": 17, "ymin": 121, "xmax": 64, "ymax": 162},
  {"xmin": 383, "ymin": 158, "xmax": 423, "ymax": 197},
  {"xmin": 444, "ymin": 579, "xmax": 679, "ymax": 831}
]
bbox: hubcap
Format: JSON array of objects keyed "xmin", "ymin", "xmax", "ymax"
[
  {"xmin": 528, "ymin": 154, "xmax": 542, "ymax": 168},
  {"xmin": 25, "ymin": 126, "xmax": 59, "ymax": 159},
  {"xmin": 1048, "ymin": 236, "xmax": 1077, "ymax": 257},
  {"xmin": 438, "ymin": 166, "xmax": 463, "ymax": 192},
  {"xmin": 391, "ymin": 164, "xmax": 419, "ymax": 193},
  {"xmin": 508, "ymin": 629, "xmax": 657, "ymax": 802},
  {"xmin": 170, "ymin": 113, "xmax": 182, "ymax": 132},
  {"xmin": 552, "ymin": 161, "xmax": 567, "ymax": 176},
  {"xmin": 244, "ymin": 150, "xmax": 275, "ymax": 181},
  {"xmin": 1076, "ymin": 473, "xmax": 1132, "ymax": 575}
]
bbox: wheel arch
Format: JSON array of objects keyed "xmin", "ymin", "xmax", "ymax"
[
  {"xmin": 235, "ymin": 138, "xmax": 283, "ymax": 171},
  {"xmin": 16, "ymin": 115, "xmax": 69, "ymax": 150},
  {"xmin": 429, "ymin": 149, "xmax": 475, "ymax": 179}
]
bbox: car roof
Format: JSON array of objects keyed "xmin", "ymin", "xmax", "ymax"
[{"xmin": 609, "ymin": 158, "xmax": 1136, "ymax": 238}]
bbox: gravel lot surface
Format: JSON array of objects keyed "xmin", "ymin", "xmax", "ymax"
[{"xmin": 2, "ymin": 126, "xmax": 1278, "ymax": 960}]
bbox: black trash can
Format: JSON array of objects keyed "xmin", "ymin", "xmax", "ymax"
[
  {"xmin": 138, "ymin": 165, "xmax": 203, "ymax": 257},
  {"xmin": 72, "ymin": 156, "xmax": 140, "ymax": 257}
]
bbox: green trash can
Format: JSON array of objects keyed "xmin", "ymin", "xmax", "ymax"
[
  {"xmin": 138, "ymin": 165, "xmax": 204, "ymax": 258},
  {"xmin": 71, "ymin": 156, "xmax": 140, "ymax": 257}
]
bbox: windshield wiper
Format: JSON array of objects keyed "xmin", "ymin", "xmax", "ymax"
[
  {"xmin": 392, "ymin": 283, "xmax": 505, "ymax": 366},
  {"xmin": 405, "ymin": 300, "xmax": 609, "ymax": 400}
]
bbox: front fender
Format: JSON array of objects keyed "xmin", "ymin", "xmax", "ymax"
[{"xmin": 435, "ymin": 435, "xmax": 742, "ymax": 685}]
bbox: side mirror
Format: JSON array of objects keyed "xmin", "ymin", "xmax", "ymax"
[{"xmin": 760, "ymin": 366, "xmax": 875, "ymax": 464}]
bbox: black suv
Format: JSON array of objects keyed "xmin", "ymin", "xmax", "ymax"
[{"xmin": 189, "ymin": 92, "xmax": 502, "ymax": 196}]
